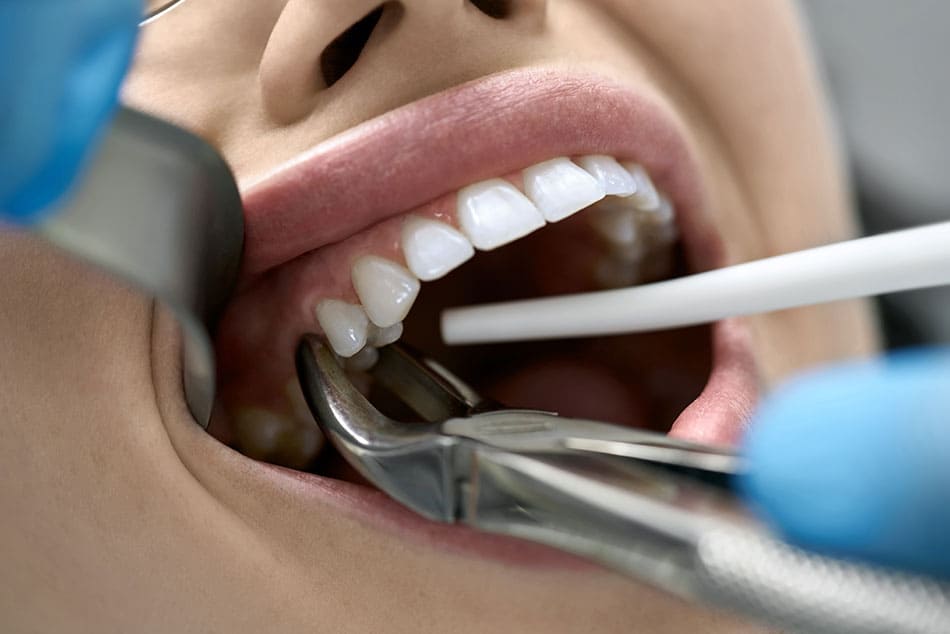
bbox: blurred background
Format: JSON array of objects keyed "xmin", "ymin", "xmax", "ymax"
[{"xmin": 800, "ymin": 0, "xmax": 949, "ymax": 346}]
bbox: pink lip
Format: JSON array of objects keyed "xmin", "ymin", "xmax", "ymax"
[
  {"xmin": 223, "ymin": 67, "xmax": 759, "ymax": 566},
  {"xmin": 261, "ymin": 462, "xmax": 598, "ymax": 571},
  {"xmin": 241, "ymin": 67, "xmax": 720, "ymax": 277}
]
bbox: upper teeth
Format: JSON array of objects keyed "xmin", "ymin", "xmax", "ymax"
[
  {"xmin": 351, "ymin": 255, "xmax": 420, "ymax": 328},
  {"xmin": 315, "ymin": 299, "xmax": 370, "ymax": 358},
  {"xmin": 457, "ymin": 179, "xmax": 545, "ymax": 250},
  {"xmin": 576, "ymin": 155, "xmax": 638, "ymax": 197},
  {"xmin": 523, "ymin": 157, "xmax": 606, "ymax": 222},
  {"xmin": 314, "ymin": 155, "xmax": 676, "ymax": 359},
  {"xmin": 402, "ymin": 216, "xmax": 475, "ymax": 281}
]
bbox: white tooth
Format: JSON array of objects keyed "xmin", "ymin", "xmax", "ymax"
[
  {"xmin": 232, "ymin": 408, "xmax": 291, "ymax": 455},
  {"xmin": 315, "ymin": 299, "xmax": 370, "ymax": 358},
  {"xmin": 652, "ymin": 194, "xmax": 676, "ymax": 223},
  {"xmin": 577, "ymin": 155, "xmax": 638, "ymax": 197},
  {"xmin": 622, "ymin": 163, "xmax": 661, "ymax": 211},
  {"xmin": 401, "ymin": 216, "xmax": 475, "ymax": 281},
  {"xmin": 345, "ymin": 346, "xmax": 380, "ymax": 372},
  {"xmin": 457, "ymin": 179, "xmax": 545, "ymax": 250},
  {"xmin": 635, "ymin": 195, "xmax": 678, "ymax": 245},
  {"xmin": 368, "ymin": 322, "xmax": 403, "ymax": 347},
  {"xmin": 589, "ymin": 198, "xmax": 639, "ymax": 247},
  {"xmin": 523, "ymin": 157, "xmax": 606, "ymax": 222},
  {"xmin": 352, "ymin": 256, "xmax": 420, "ymax": 328}
]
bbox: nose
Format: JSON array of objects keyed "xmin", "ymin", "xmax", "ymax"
[{"xmin": 258, "ymin": 0, "xmax": 546, "ymax": 123}]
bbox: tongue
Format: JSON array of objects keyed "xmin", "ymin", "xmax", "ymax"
[{"xmin": 487, "ymin": 359, "xmax": 649, "ymax": 427}]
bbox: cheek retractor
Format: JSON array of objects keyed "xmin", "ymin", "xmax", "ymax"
[{"xmin": 441, "ymin": 221, "xmax": 950, "ymax": 345}]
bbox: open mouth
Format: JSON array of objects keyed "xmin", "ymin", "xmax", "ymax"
[{"xmin": 209, "ymin": 68, "xmax": 760, "ymax": 543}]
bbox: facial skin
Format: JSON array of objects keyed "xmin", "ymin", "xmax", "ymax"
[{"xmin": 0, "ymin": 1, "xmax": 877, "ymax": 632}]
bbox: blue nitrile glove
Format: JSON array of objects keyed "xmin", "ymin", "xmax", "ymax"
[
  {"xmin": 0, "ymin": 0, "xmax": 139, "ymax": 224},
  {"xmin": 741, "ymin": 347, "xmax": 950, "ymax": 579}
]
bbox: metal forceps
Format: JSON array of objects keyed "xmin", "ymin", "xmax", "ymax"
[{"xmin": 296, "ymin": 336, "xmax": 950, "ymax": 634}]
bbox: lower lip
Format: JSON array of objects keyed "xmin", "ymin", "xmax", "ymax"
[{"xmin": 258, "ymin": 461, "xmax": 598, "ymax": 570}]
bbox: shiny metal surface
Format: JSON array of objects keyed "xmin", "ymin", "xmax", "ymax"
[
  {"xmin": 296, "ymin": 336, "xmax": 458, "ymax": 522},
  {"xmin": 297, "ymin": 340, "xmax": 950, "ymax": 634},
  {"xmin": 40, "ymin": 108, "xmax": 243, "ymax": 426}
]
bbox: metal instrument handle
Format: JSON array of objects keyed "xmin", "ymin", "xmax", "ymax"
[
  {"xmin": 463, "ymin": 448, "xmax": 950, "ymax": 634},
  {"xmin": 694, "ymin": 525, "xmax": 950, "ymax": 634}
]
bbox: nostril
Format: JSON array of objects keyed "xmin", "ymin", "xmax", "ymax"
[
  {"xmin": 320, "ymin": 3, "xmax": 390, "ymax": 88},
  {"xmin": 469, "ymin": 0, "xmax": 514, "ymax": 19}
]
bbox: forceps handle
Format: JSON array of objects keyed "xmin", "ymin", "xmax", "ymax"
[
  {"xmin": 38, "ymin": 108, "xmax": 244, "ymax": 426},
  {"xmin": 465, "ymin": 449, "xmax": 950, "ymax": 634}
]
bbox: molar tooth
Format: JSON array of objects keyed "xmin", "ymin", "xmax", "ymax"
[
  {"xmin": 577, "ymin": 155, "xmax": 638, "ymax": 197},
  {"xmin": 315, "ymin": 299, "xmax": 370, "ymax": 358},
  {"xmin": 523, "ymin": 157, "xmax": 606, "ymax": 222},
  {"xmin": 458, "ymin": 179, "xmax": 545, "ymax": 250},
  {"xmin": 368, "ymin": 322, "xmax": 403, "ymax": 347},
  {"xmin": 589, "ymin": 198, "xmax": 640, "ymax": 247},
  {"xmin": 635, "ymin": 195, "xmax": 678, "ymax": 245},
  {"xmin": 623, "ymin": 163, "xmax": 661, "ymax": 211},
  {"xmin": 402, "ymin": 216, "xmax": 475, "ymax": 281},
  {"xmin": 232, "ymin": 408, "xmax": 289, "ymax": 457},
  {"xmin": 352, "ymin": 256, "xmax": 420, "ymax": 328},
  {"xmin": 232, "ymin": 406, "xmax": 325, "ymax": 470}
]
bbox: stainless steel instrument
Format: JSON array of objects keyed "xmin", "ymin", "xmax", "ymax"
[{"xmin": 297, "ymin": 336, "xmax": 950, "ymax": 634}]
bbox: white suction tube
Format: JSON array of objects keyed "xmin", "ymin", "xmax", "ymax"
[{"xmin": 441, "ymin": 221, "xmax": 950, "ymax": 345}]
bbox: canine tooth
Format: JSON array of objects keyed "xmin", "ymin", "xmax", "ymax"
[
  {"xmin": 577, "ymin": 155, "xmax": 637, "ymax": 197},
  {"xmin": 345, "ymin": 346, "xmax": 380, "ymax": 372},
  {"xmin": 352, "ymin": 256, "xmax": 420, "ymax": 328},
  {"xmin": 523, "ymin": 157, "xmax": 606, "ymax": 222},
  {"xmin": 589, "ymin": 198, "xmax": 639, "ymax": 247},
  {"xmin": 315, "ymin": 299, "xmax": 370, "ymax": 358},
  {"xmin": 402, "ymin": 216, "xmax": 475, "ymax": 281},
  {"xmin": 368, "ymin": 322, "xmax": 403, "ymax": 347},
  {"xmin": 623, "ymin": 163, "xmax": 661, "ymax": 211},
  {"xmin": 458, "ymin": 179, "xmax": 545, "ymax": 250}
]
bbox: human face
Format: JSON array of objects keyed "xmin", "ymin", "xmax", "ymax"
[{"xmin": 124, "ymin": 0, "xmax": 876, "ymax": 630}]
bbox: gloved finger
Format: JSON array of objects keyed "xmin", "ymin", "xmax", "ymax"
[
  {"xmin": 0, "ymin": 0, "xmax": 139, "ymax": 223},
  {"xmin": 740, "ymin": 347, "xmax": 950, "ymax": 579}
]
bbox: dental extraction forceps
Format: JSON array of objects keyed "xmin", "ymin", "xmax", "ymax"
[{"xmin": 297, "ymin": 336, "xmax": 950, "ymax": 634}]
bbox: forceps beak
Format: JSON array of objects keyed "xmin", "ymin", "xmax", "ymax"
[{"xmin": 295, "ymin": 336, "xmax": 460, "ymax": 522}]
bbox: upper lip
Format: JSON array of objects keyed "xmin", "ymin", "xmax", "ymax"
[{"xmin": 240, "ymin": 67, "xmax": 716, "ymax": 278}]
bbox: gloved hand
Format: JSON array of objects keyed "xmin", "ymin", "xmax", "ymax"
[
  {"xmin": 741, "ymin": 347, "xmax": 950, "ymax": 579},
  {"xmin": 0, "ymin": 0, "xmax": 140, "ymax": 223}
]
